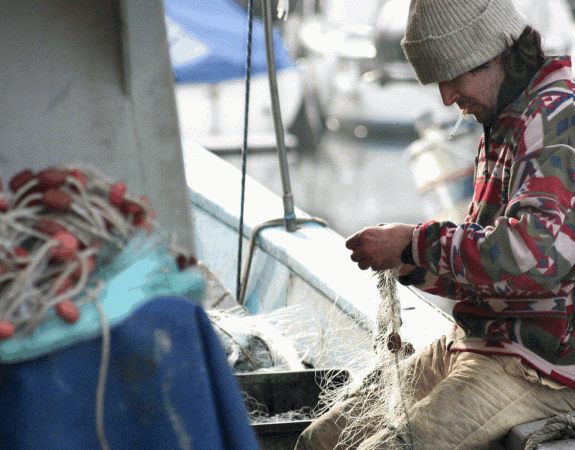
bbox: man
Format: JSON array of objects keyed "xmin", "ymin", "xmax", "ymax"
[{"xmin": 295, "ymin": 0, "xmax": 575, "ymax": 449}]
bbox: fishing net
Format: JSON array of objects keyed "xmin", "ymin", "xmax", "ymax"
[
  {"xmin": 206, "ymin": 288, "xmax": 384, "ymax": 376},
  {"xmin": 207, "ymin": 303, "xmax": 327, "ymax": 372},
  {"xmin": 208, "ymin": 306, "xmax": 307, "ymax": 372},
  {"xmin": 0, "ymin": 165, "xmax": 195, "ymax": 343},
  {"xmin": 204, "ymin": 260, "xmax": 419, "ymax": 449},
  {"xmin": 207, "ymin": 268, "xmax": 418, "ymax": 448},
  {"xmin": 0, "ymin": 164, "xmax": 198, "ymax": 450},
  {"xmin": 314, "ymin": 269, "xmax": 418, "ymax": 450}
]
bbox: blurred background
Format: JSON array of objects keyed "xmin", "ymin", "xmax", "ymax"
[{"xmin": 166, "ymin": 0, "xmax": 575, "ymax": 238}]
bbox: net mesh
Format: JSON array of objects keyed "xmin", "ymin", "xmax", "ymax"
[
  {"xmin": 0, "ymin": 164, "xmax": 195, "ymax": 342},
  {"xmin": 314, "ymin": 269, "xmax": 418, "ymax": 449},
  {"xmin": 218, "ymin": 269, "xmax": 419, "ymax": 449}
]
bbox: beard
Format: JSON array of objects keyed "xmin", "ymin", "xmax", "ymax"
[
  {"xmin": 458, "ymin": 99, "xmax": 497, "ymax": 125},
  {"xmin": 472, "ymin": 106, "xmax": 498, "ymax": 125}
]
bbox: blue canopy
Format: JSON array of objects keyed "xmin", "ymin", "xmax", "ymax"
[{"xmin": 165, "ymin": 0, "xmax": 293, "ymax": 84}]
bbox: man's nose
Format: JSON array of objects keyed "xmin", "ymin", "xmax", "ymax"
[{"xmin": 438, "ymin": 81, "xmax": 459, "ymax": 106}]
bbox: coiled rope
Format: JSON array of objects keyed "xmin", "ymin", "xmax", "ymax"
[{"xmin": 523, "ymin": 411, "xmax": 575, "ymax": 449}]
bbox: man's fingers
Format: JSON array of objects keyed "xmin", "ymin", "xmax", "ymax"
[
  {"xmin": 345, "ymin": 233, "xmax": 359, "ymax": 249},
  {"xmin": 346, "ymin": 223, "xmax": 415, "ymax": 272},
  {"xmin": 351, "ymin": 251, "xmax": 391, "ymax": 271},
  {"xmin": 350, "ymin": 251, "xmax": 364, "ymax": 263},
  {"xmin": 358, "ymin": 259, "xmax": 372, "ymax": 270}
]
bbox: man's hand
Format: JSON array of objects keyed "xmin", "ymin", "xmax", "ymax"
[{"xmin": 345, "ymin": 223, "xmax": 416, "ymax": 271}]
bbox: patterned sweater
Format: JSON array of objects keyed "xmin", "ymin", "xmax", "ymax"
[{"xmin": 412, "ymin": 56, "xmax": 575, "ymax": 389}]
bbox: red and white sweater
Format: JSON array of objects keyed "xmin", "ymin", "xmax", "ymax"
[{"xmin": 412, "ymin": 56, "xmax": 575, "ymax": 388}]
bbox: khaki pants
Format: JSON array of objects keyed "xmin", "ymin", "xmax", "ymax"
[{"xmin": 295, "ymin": 334, "xmax": 575, "ymax": 450}]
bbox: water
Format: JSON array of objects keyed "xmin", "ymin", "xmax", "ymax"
[
  {"xmin": 221, "ymin": 127, "xmax": 458, "ymax": 318},
  {"xmin": 222, "ymin": 130, "xmax": 425, "ymax": 239}
]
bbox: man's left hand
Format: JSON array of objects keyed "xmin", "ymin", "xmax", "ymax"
[{"xmin": 345, "ymin": 223, "xmax": 416, "ymax": 271}]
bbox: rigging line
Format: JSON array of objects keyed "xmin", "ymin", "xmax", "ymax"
[{"xmin": 236, "ymin": 0, "xmax": 255, "ymax": 302}]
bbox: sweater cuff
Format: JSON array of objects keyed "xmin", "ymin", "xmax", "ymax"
[
  {"xmin": 400, "ymin": 241, "xmax": 416, "ymax": 266},
  {"xmin": 397, "ymin": 266, "xmax": 427, "ymax": 286}
]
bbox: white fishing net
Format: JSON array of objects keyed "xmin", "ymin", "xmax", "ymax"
[
  {"xmin": 207, "ymin": 305, "xmax": 309, "ymax": 372},
  {"xmin": 313, "ymin": 269, "xmax": 418, "ymax": 450},
  {"xmin": 214, "ymin": 268, "xmax": 418, "ymax": 449}
]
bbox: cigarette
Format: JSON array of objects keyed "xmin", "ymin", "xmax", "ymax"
[{"xmin": 448, "ymin": 109, "xmax": 467, "ymax": 141}]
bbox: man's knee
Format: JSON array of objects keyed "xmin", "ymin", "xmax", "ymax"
[
  {"xmin": 294, "ymin": 431, "xmax": 310, "ymax": 450},
  {"xmin": 294, "ymin": 401, "xmax": 355, "ymax": 450},
  {"xmin": 294, "ymin": 417, "xmax": 342, "ymax": 450}
]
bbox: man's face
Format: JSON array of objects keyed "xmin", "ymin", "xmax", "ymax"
[{"xmin": 438, "ymin": 55, "xmax": 505, "ymax": 124}]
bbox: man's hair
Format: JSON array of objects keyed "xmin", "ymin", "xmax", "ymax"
[{"xmin": 501, "ymin": 26, "xmax": 546, "ymax": 80}]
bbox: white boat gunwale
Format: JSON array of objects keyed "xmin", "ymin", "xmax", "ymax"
[{"xmin": 184, "ymin": 140, "xmax": 455, "ymax": 355}]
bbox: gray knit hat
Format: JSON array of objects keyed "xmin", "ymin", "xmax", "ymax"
[{"xmin": 401, "ymin": 0, "xmax": 527, "ymax": 85}]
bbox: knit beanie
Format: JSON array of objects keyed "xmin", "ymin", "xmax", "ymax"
[{"xmin": 401, "ymin": 0, "xmax": 527, "ymax": 85}]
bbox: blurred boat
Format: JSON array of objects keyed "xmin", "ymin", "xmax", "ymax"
[
  {"xmin": 286, "ymin": 0, "xmax": 575, "ymax": 139},
  {"xmin": 406, "ymin": 113, "xmax": 481, "ymax": 223},
  {"xmin": 514, "ymin": 0, "xmax": 575, "ymax": 57},
  {"xmin": 165, "ymin": 0, "xmax": 319, "ymax": 154},
  {"xmin": 287, "ymin": 0, "xmax": 460, "ymax": 139}
]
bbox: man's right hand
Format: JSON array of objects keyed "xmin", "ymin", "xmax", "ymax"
[{"xmin": 345, "ymin": 223, "xmax": 415, "ymax": 271}]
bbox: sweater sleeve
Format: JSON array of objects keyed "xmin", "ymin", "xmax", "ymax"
[
  {"xmin": 412, "ymin": 129, "xmax": 575, "ymax": 297},
  {"xmin": 406, "ymin": 270, "xmax": 480, "ymax": 301}
]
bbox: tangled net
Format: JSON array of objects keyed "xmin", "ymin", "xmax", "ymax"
[
  {"xmin": 317, "ymin": 269, "xmax": 418, "ymax": 449},
  {"xmin": 0, "ymin": 165, "xmax": 194, "ymax": 342},
  {"xmin": 207, "ymin": 305, "xmax": 310, "ymax": 373}
]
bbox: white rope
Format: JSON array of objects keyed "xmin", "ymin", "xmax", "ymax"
[
  {"xmin": 523, "ymin": 411, "xmax": 575, "ymax": 450},
  {"xmin": 94, "ymin": 295, "xmax": 111, "ymax": 450}
]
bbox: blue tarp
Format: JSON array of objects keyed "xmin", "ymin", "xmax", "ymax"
[
  {"xmin": 165, "ymin": 0, "xmax": 293, "ymax": 84},
  {"xmin": 0, "ymin": 296, "xmax": 261, "ymax": 450}
]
